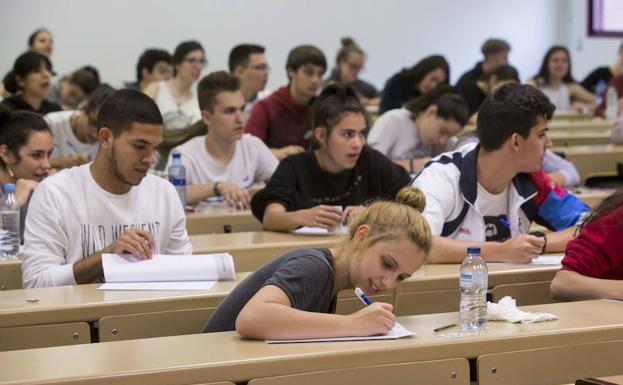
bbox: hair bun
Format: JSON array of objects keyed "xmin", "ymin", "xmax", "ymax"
[
  {"xmin": 395, "ymin": 187, "xmax": 426, "ymax": 213},
  {"xmin": 341, "ymin": 37, "xmax": 356, "ymax": 47}
]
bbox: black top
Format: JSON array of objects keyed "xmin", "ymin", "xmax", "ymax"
[
  {"xmin": 325, "ymin": 70, "xmax": 379, "ymax": 99},
  {"xmin": 1, "ymin": 96, "xmax": 61, "ymax": 115},
  {"xmin": 581, "ymin": 66, "xmax": 613, "ymax": 94},
  {"xmin": 203, "ymin": 248, "xmax": 336, "ymax": 333},
  {"xmin": 251, "ymin": 146, "xmax": 411, "ymax": 221},
  {"xmin": 456, "ymin": 62, "xmax": 487, "ymax": 115},
  {"xmin": 379, "ymin": 71, "xmax": 422, "ymax": 114}
]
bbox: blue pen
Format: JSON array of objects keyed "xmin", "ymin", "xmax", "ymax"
[
  {"xmin": 354, "ymin": 287, "xmax": 372, "ymax": 305},
  {"xmin": 499, "ymin": 218, "xmax": 514, "ymax": 231}
]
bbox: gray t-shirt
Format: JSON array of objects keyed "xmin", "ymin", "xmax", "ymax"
[{"xmin": 203, "ymin": 248, "xmax": 336, "ymax": 333}]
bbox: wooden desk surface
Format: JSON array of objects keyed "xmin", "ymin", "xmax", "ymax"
[
  {"xmin": 549, "ymin": 130, "xmax": 612, "ymax": 146},
  {"xmin": 0, "ymin": 300, "xmax": 621, "ymax": 385},
  {"xmin": 186, "ymin": 204, "xmax": 262, "ymax": 235},
  {"xmin": 0, "ymin": 274, "xmax": 250, "ymax": 328},
  {"xmin": 0, "ymin": 259, "xmax": 21, "ymax": 290},
  {"xmin": 462, "ymin": 119, "xmax": 613, "ymax": 137},
  {"xmin": 553, "ymin": 144, "xmax": 623, "ymax": 184}
]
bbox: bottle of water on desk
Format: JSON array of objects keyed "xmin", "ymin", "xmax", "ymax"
[
  {"xmin": 606, "ymin": 85, "xmax": 618, "ymax": 120},
  {"xmin": 168, "ymin": 153, "xmax": 186, "ymax": 208},
  {"xmin": 0, "ymin": 183, "xmax": 20, "ymax": 260},
  {"xmin": 460, "ymin": 246, "xmax": 488, "ymax": 331}
]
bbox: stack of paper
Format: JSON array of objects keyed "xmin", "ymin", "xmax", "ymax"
[
  {"xmin": 266, "ymin": 322, "xmax": 415, "ymax": 344},
  {"xmin": 98, "ymin": 253, "xmax": 236, "ymax": 291}
]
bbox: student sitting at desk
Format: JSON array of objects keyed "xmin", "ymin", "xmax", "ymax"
[
  {"xmin": 550, "ymin": 190, "xmax": 623, "ymax": 301},
  {"xmin": 165, "ymin": 71, "xmax": 278, "ymax": 207},
  {"xmin": 411, "ymin": 83, "xmax": 589, "ymax": 263},
  {"xmin": 204, "ymin": 187, "xmax": 431, "ymax": 339},
  {"xmin": 368, "ymin": 86, "xmax": 469, "ymax": 173},
  {"xmin": 251, "ymin": 84, "xmax": 410, "ymax": 232},
  {"xmin": 0, "ymin": 104, "xmax": 54, "ymax": 239},
  {"xmin": 22, "ymin": 89, "xmax": 193, "ymax": 288}
]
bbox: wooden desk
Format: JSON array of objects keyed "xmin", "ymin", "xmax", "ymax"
[
  {"xmin": 395, "ymin": 263, "xmax": 559, "ymax": 315},
  {"xmin": 190, "ymin": 231, "xmax": 345, "ymax": 272},
  {"xmin": 573, "ymin": 186, "xmax": 614, "ymax": 208},
  {"xmin": 549, "ymin": 130, "xmax": 612, "ymax": 147},
  {"xmin": 0, "ymin": 260, "xmax": 21, "ymax": 290},
  {"xmin": 553, "ymin": 144, "xmax": 623, "ymax": 184},
  {"xmin": 186, "ymin": 205, "xmax": 262, "ymax": 235},
  {"xmin": 0, "ymin": 300, "xmax": 621, "ymax": 385},
  {"xmin": 461, "ymin": 119, "xmax": 613, "ymax": 138}
]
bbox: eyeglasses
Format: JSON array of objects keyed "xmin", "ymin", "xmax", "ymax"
[{"xmin": 184, "ymin": 58, "xmax": 208, "ymax": 67}]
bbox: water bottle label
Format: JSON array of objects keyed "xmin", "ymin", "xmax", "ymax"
[{"xmin": 170, "ymin": 176, "xmax": 186, "ymax": 186}]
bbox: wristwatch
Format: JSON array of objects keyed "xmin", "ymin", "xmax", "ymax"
[{"xmin": 213, "ymin": 181, "xmax": 221, "ymax": 197}]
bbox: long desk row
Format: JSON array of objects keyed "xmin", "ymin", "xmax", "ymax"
[
  {"xmin": 0, "ymin": 300, "xmax": 621, "ymax": 385},
  {"xmin": 0, "ymin": 261, "xmax": 560, "ymax": 351}
]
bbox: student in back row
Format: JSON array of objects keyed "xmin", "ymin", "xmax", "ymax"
[
  {"xmin": 251, "ymin": 84, "xmax": 410, "ymax": 232},
  {"xmin": 245, "ymin": 45, "xmax": 326, "ymax": 160},
  {"xmin": 166, "ymin": 71, "xmax": 278, "ymax": 207},
  {"xmin": 22, "ymin": 89, "xmax": 192, "ymax": 288},
  {"xmin": 412, "ymin": 83, "xmax": 589, "ymax": 263},
  {"xmin": 228, "ymin": 44, "xmax": 271, "ymax": 123}
]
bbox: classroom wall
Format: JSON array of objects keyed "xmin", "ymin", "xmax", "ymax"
[
  {"xmin": 560, "ymin": 0, "xmax": 623, "ymax": 81},
  {"xmin": 1, "ymin": 0, "xmax": 562, "ymax": 90}
]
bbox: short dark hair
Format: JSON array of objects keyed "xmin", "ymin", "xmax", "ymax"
[
  {"xmin": 534, "ymin": 45, "xmax": 574, "ymax": 85},
  {"xmin": 312, "ymin": 83, "xmax": 367, "ymax": 148},
  {"xmin": 69, "ymin": 66, "xmax": 100, "ymax": 96},
  {"xmin": 0, "ymin": 104, "xmax": 50, "ymax": 168},
  {"xmin": 136, "ymin": 49, "xmax": 172, "ymax": 82},
  {"xmin": 27, "ymin": 28, "xmax": 50, "ymax": 47},
  {"xmin": 96, "ymin": 89, "xmax": 163, "ymax": 136},
  {"xmin": 477, "ymin": 83, "xmax": 555, "ymax": 151},
  {"xmin": 286, "ymin": 45, "xmax": 327, "ymax": 76},
  {"xmin": 481, "ymin": 38, "xmax": 511, "ymax": 57},
  {"xmin": 404, "ymin": 85, "xmax": 469, "ymax": 127},
  {"xmin": 488, "ymin": 64, "xmax": 520, "ymax": 83},
  {"xmin": 172, "ymin": 40, "xmax": 204, "ymax": 76},
  {"xmin": 400, "ymin": 55, "xmax": 450, "ymax": 91},
  {"xmin": 228, "ymin": 44, "xmax": 265, "ymax": 73},
  {"xmin": 3, "ymin": 51, "xmax": 53, "ymax": 94},
  {"xmin": 83, "ymin": 84, "xmax": 116, "ymax": 116},
  {"xmin": 197, "ymin": 71, "xmax": 240, "ymax": 111}
]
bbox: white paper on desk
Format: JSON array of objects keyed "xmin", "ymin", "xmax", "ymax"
[
  {"xmin": 98, "ymin": 281, "xmax": 216, "ymax": 291},
  {"xmin": 101, "ymin": 253, "xmax": 236, "ymax": 284},
  {"xmin": 291, "ymin": 225, "xmax": 348, "ymax": 236},
  {"xmin": 529, "ymin": 255, "xmax": 564, "ymax": 265},
  {"xmin": 266, "ymin": 322, "xmax": 415, "ymax": 344}
]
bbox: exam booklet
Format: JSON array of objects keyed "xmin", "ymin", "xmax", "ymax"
[
  {"xmin": 98, "ymin": 253, "xmax": 236, "ymax": 291},
  {"xmin": 266, "ymin": 322, "xmax": 415, "ymax": 344}
]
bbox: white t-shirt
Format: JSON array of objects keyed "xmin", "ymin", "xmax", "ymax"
[
  {"xmin": 154, "ymin": 81, "xmax": 201, "ymax": 130},
  {"xmin": 368, "ymin": 108, "xmax": 456, "ymax": 159},
  {"xmin": 22, "ymin": 164, "xmax": 193, "ymax": 288},
  {"xmin": 165, "ymin": 134, "xmax": 278, "ymax": 188},
  {"xmin": 44, "ymin": 111, "xmax": 99, "ymax": 161},
  {"xmin": 474, "ymin": 183, "xmax": 511, "ymax": 242}
]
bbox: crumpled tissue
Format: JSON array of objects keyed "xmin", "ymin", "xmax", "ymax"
[{"xmin": 487, "ymin": 296, "xmax": 559, "ymax": 323}]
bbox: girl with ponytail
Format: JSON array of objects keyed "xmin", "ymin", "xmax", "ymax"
[
  {"xmin": 205, "ymin": 186, "xmax": 432, "ymax": 339},
  {"xmin": 251, "ymin": 83, "xmax": 411, "ymax": 232}
]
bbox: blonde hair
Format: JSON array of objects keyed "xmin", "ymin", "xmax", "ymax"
[{"xmin": 340, "ymin": 187, "xmax": 432, "ymax": 259}]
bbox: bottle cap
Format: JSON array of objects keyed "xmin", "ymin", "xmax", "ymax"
[
  {"xmin": 467, "ymin": 246, "xmax": 480, "ymax": 254},
  {"xmin": 172, "ymin": 152, "xmax": 181, "ymax": 159},
  {"xmin": 4, "ymin": 183, "xmax": 15, "ymax": 193}
]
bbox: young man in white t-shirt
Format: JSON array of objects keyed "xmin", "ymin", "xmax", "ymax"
[
  {"xmin": 166, "ymin": 71, "xmax": 278, "ymax": 207},
  {"xmin": 22, "ymin": 89, "xmax": 193, "ymax": 288},
  {"xmin": 411, "ymin": 83, "xmax": 589, "ymax": 263}
]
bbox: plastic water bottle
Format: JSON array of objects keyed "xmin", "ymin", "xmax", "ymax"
[
  {"xmin": 0, "ymin": 183, "xmax": 20, "ymax": 260},
  {"xmin": 459, "ymin": 246, "xmax": 488, "ymax": 331},
  {"xmin": 606, "ymin": 85, "xmax": 618, "ymax": 120},
  {"xmin": 595, "ymin": 79, "xmax": 607, "ymax": 107},
  {"xmin": 168, "ymin": 153, "xmax": 186, "ymax": 207}
]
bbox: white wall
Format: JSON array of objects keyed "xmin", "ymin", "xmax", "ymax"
[
  {"xmin": 0, "ymin": 0, "xmax": 561, "ymax": 90},
  {"xmin": 560, "ymin": 0, "xmax": 623, "ymax": 81}
]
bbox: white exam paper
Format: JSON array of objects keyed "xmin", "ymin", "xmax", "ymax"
[
  {"xmin": 266, "ymin": 322, "xmax": 415, "ymax": 344},
  {"xmin": 98, "ymin": 281, "xmax": 216, "ymax": 291}
]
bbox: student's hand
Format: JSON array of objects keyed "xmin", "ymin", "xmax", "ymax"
[
  {"xmin": 272, "ymin": 145, "xmax": 305, "ymax": 161},
  {"xmin": 343, "ymin": 205, "xmax": 364, "ymax": 224},
  {"xmin": 297, "ymin": 205, "xmax": 343, "ymax": 229},
  {"xmin": 347, "ymin": 302, "xmax": 396, "ymax": 336},
  {"xmin": 15, "ymin": 179, "xmax": 39, "ymax": 207},
  {"xmin": 106, "ymin": 229, "xmax": 154, "ymax": 259},
  {"xmin": 500, "ymin": 234, "xmax": 545, "ymax": 263},
  {"xmin": 217, "ymin": 182, "xmax": 251, "ymax": 209}
]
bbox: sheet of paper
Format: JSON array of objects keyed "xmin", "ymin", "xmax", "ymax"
[
  {"xmin": 97, "ymin": 281, "xmax": 216, "ymax": 291},
  {"xmin": 266, "ymin": 322, "xmax": 415, "ymax": 344},
  {"xmin": 102, "ymin": 253, "xmax": 236, "ymax": 283},
  {"xmin": 529, "ymin": 255, "xmax": 564, "ymax": 265},
  {"xmin": 291, "ymin": 225, "xmax": 348, "ymax": 236}
]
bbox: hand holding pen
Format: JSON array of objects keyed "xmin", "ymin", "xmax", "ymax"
[
  {"xmin": 498, "ymin": 218, "xmax": 545, "ymax": 263},
  {"xmin": 347, "ymin": 287, "xmax": 396, "ymax": 336}
]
